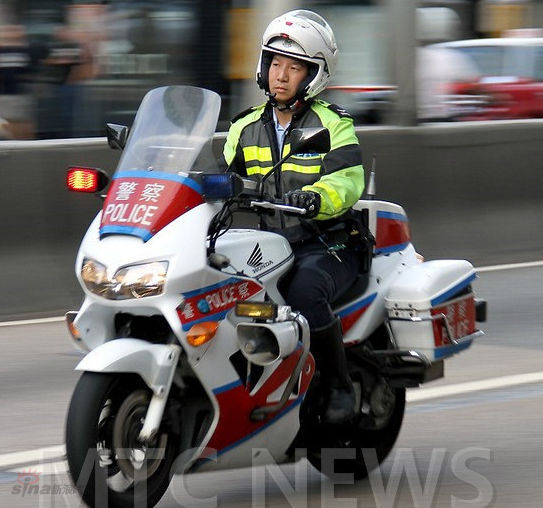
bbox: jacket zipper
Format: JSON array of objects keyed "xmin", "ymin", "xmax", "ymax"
[{"xmin": 264, "ymin": 118, "xmax": 287, "ymax": 228}]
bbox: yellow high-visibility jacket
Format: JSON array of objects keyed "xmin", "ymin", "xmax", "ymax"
[{"xmin": 223, "ymin": 99, "xmax": 365, "ymax": 243}]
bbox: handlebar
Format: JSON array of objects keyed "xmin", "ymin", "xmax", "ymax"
[{"xmin": 249, "ymin": 200, "xmax": 307, "ymax": 215}]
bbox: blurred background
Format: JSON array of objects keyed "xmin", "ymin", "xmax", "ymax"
[{"xmin": 1, "ymin": 0, "xmax": 543, "ymax": 139}]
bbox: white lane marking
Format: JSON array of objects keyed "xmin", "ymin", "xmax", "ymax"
[
  {"xmin": 0, "ymin": 316, "xmax": 65, "ymax": 327},
  {"xmin": 7, "ymin": 460, "xmax": 68, "ymax": 475},
  {"xmin": 407, "ymin": 371, "xmax": 543, "ymax": 402},
  {"xmin": 476, "ymin": 259, "xmax": 543, "ymax": 273},
  {"xmin": 0, "ymin": 445, "xmax": 65, "ymax": 469}
]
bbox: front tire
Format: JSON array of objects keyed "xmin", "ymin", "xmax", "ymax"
[{"xmin": 65, "ymin": 372, "xmax": 178, "ymax": 507}]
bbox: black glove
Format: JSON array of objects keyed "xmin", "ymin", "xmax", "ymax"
[{"xmin": 283, "ymin": 190, "xmax": 321, "ymax": 218}]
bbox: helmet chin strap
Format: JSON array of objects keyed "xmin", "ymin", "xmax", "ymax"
[
  {"xmin": 265, "ymin": 90, "xmax": 278, "ymax": 107},
  {"xmin": 265, "ymin": 91, "xmax": 304, "ymax": 112}
]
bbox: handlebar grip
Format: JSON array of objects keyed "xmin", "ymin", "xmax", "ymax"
[{"xmin": 250, "ymin": 200, "xmax": 307, "ymax": 215}]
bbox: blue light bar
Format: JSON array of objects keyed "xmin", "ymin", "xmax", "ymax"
[{"xmin": 201, "ymin": 174, "xmax": 240, "ymax": 200}]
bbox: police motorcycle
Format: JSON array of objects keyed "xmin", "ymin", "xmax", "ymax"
[{"xmin": 64, "ymin": 86, "xmax": 486, "ymax": 507}]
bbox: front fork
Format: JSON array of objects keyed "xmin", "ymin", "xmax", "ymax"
[{"xmin": 138, "ymin": 345, "xmax": 182, "ymax": 443}]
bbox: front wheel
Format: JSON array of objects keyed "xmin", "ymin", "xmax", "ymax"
[{"xmin": 65, "ymin": 372, "xmax": 179, "ymax": 508}]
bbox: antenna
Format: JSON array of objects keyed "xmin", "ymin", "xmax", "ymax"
[{"xmin": 365, "ymin": 153, "xmax": 377, "ymax": 199}]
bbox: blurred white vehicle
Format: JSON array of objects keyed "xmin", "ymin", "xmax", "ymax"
[
  {"xmin": 322, "ymin": 46, "xmax": 481, "ymax": 123},
  {"xmin": 417, "ymin": 45, "xmax": 482, "ymax": 121}
]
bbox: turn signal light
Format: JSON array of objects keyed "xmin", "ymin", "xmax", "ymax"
[
  {"xmin": 65, "ymin": 311, "xmax": 81, "ymax": 339},
  {"xmin": 187, "ymin": 321, "xmax": 220, "ymax": 347},
  {"xmin": 67, "ymin": 167, "xmax": 109, "ymax": 193}
]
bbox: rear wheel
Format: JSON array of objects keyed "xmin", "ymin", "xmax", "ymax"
[
  {"xmin": 306, "ymin": 376, "xmax": 405, "ymax": 479},
  {"xmin": 65, "ymin": 372, "xmax": 178, "ymax": 507}
]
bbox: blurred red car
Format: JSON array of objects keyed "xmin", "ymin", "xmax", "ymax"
[{"xmin": 432, "ymin": 36, "xmax": 543, "ymax": 120}]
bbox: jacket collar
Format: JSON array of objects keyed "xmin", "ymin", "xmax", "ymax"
[{"xmin": 262, "ymin": 99, "xmax": 314, "ymax": 125}]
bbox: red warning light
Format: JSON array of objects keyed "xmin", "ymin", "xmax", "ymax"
[{"xmin": 67, "ymin": 167, "xmax": 106, "ymax": 193}]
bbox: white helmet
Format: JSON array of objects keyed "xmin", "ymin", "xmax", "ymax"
[{"xmin": 256, "ymin": 10, "xmax": 338, "ymax": 107}]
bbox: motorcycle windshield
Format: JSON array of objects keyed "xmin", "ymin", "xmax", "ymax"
[{"xmin": 100, "ymin": 86, "xmax": 222, "ymax": 242}]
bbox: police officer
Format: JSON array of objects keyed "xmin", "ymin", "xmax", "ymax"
[{"xmin": 223, "ymin": 10, "xmax": 365, "ymax": 423}]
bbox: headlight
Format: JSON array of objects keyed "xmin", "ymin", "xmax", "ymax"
[
  {"xmin": 113, "ymin": 262, "xmax": 168, "ymax": 299},
  {"xmin": 81, "ymin": 258, "xmax": 109, "ymax": 296},
  {"xmin": 81, "ymin": 258, "xmax": 168, "ymax": 300}
]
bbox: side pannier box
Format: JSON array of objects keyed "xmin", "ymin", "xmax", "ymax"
[{"xmin": 384, "ymin": 260, "xmax": 483, "ymax": 362}]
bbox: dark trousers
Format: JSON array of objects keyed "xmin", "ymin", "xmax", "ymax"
[{"xmin": 285, "ymin": 241, "xmax": 360, "ymax": 330}]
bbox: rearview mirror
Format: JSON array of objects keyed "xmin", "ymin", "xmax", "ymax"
[
  {"xmin": 106, "ymin": 123, "xmax": 128, "ymax": 150},
  {"xmin": 289, "ymin": 127, "xmax": 330, "ymax": 155}
]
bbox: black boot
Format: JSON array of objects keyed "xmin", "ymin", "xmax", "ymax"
[{"xmin": 310, "ymin": 319, "xmax": 355, "ymax": 424}]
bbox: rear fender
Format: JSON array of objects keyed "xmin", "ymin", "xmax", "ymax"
[{"xmin": 76, "ymin": 338, "xmax": 181, "ymax": 396}]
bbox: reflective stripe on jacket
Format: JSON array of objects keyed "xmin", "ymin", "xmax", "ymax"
[{"xmin": 223, "ymin": 99, "xmax": 365, "ymax": 243}]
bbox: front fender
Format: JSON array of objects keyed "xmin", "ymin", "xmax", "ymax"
[{"xmin": 76, "ymin": 338, "xmax": 181, "ymax": 396}]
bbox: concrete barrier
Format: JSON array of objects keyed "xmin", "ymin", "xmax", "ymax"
[
  {"xmin": 2, "ymin": 120, "xmax": 543, "ymax": 319},
  {"xmin": 357, "ymin": 121, "xmax": 543, "ymax": 265},
  {"xmin": 1, "ymin": 139, "xmax": 120, "ymax": 319}
]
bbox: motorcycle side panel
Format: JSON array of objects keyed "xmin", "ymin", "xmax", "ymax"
[
  {"xmin": 337, "ymin": 245, "xmax": 419, "ymax": 344},
  {"xmin": 190, "ymin": 405, "xmax": 302, "ymax": 472},
  {"xmin": 330, "ymin": 199, "xmax": 418, "ymax": 344},
  {"xmin": 178, "ymin": 317, "xmax": 314, "ymax": 473},
  {"xmin": 214, "ymin": 229, "xmax": 294, "ymax": 303}
]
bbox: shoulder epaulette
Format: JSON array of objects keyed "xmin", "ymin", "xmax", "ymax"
[
  {"xmin": 315, "ymin": 99, "xmax": 353, "ymax": 120},
  {"xmin": 326, "ymin": 102, "xmax": 353, "ymax": 120},
  {"xmin": 230, "ymin": 106, "xmax": 257, "ymax": 124}
]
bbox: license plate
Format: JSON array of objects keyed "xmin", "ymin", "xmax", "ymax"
[{"xmin": 431, "ymin": 293, "xmax": 476, "ymax": 346}]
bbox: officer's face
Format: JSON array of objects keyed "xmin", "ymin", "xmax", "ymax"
[{"xmin": 269, "ymin": 54, "xmax": 308, "ymax": 105}]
